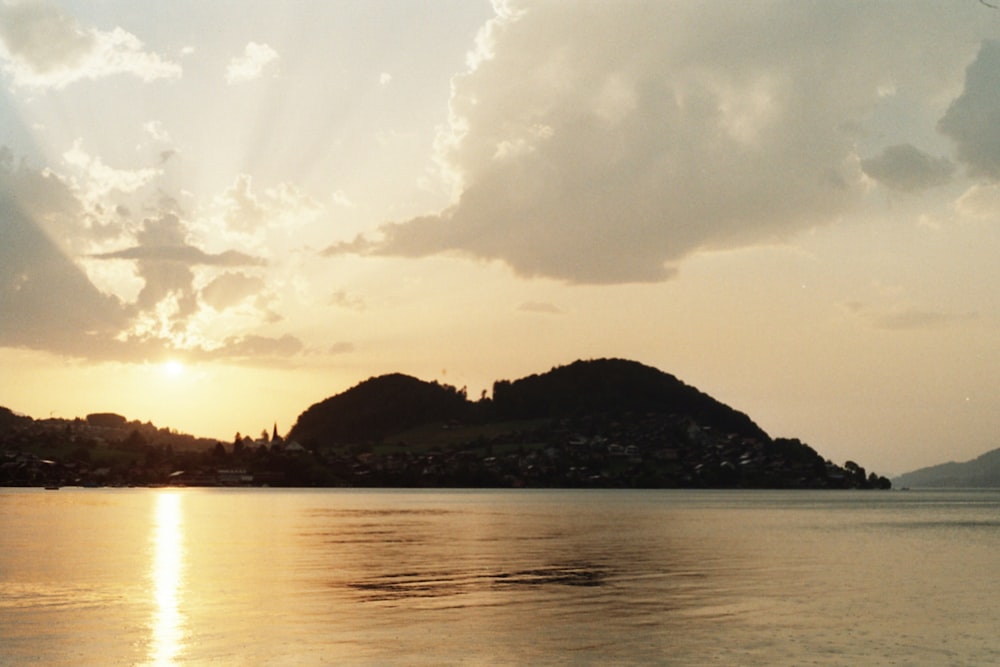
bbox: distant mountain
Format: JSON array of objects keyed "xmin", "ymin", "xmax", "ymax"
[{"xmin": 895, "ymin": 448, "xmax": 1000, "ymax": 488}]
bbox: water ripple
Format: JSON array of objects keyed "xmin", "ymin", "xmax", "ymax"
[{"xmin": 345, "ymin": 562, "xmax": 610, "ymax": 601}]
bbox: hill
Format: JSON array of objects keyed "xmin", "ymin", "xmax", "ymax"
[
  {"xmin": 287, "ymin": 373, "xmax": 469, "ymax": 445},
  {"xmin": 490, "ymin": 359, "xmax": 768, "ymax": 439},
  {"xmin": 0, "ymin": 410, "xmax": 227, "ymax": 487},
  {"xmin": 289, "ymin": 358, "xmax": 765, "ymax": 446},
  {"xmin": 287, "ymin": 358, "xmax": 890, "ymax": 489},
  {"xmin": 894, "ymin": 448, "xmax": 1000, "ymax": 488}
]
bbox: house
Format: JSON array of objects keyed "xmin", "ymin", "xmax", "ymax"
[{"xmin": 217, "ymin": 468, "xmax": 252, "ymax": 485}]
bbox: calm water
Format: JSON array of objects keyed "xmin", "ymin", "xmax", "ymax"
[{"xmin": 1, "ymin": 488, "xmax": 999, "ymax": 666}]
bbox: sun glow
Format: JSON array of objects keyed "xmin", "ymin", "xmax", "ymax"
[{"xmin": 162, "ymin": 360, "xmax": 185, "ymax": 377}]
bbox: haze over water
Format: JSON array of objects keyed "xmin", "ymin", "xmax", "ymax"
[{"xmin": 2, "ymin": 488, "xmax": 999, "ymax": 665}]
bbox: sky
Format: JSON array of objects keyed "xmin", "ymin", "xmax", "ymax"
[{"xmin": 2, "ymin": 1, "xmax": 1000, "ymax": 475}]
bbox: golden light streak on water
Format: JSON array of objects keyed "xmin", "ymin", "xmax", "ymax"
[{"xmin": 148, "ymin": 492, "xmax": 185, "ymax": 666}]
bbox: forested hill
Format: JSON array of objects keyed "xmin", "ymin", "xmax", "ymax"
[
  {"xmin": 287, "ymin": 373, "xmax": 469, "ymax": 445},
  {"xmin": 287, "ymin": 358, "xmax": 890, "ymax": 489},
  {"xmin": 490, "ymin": 359, "xmax": 768, "ymax": 440},
  {"xmin": 288, "ymin": 358, "xmax": 766, "ymax": 446},
  {"xmin": 894, "ymin": 448, "xmax": 1000, "ymax": 488}
]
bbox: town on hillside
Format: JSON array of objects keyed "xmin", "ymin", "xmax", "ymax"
[{"xmin": 0, "ymin": 408, "xmax": 890, "ymax": 490}]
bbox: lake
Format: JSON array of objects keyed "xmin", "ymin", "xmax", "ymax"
[{"xmin": 1, "ymin": 488, "xmax": 998, "ymax": 665}]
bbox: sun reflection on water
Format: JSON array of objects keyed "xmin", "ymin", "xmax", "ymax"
[{"xmin": 148, "ymin": 492, "xmax": 185, "ymax": 666}]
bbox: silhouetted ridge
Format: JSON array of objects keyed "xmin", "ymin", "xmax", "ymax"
[
  {"xmin": 0, "ymin": 362, "xmax": 891, "ymax": 489},
  {"xmin": 289, "ymin": 358, "xmax": 769, "ymax": 448},
  {"xmin": 492, "ymin": 359, "xmax": 768, "ymax": 440},
  {"xmin": 287, "ymin": 373, "xmax": 468, "ymax": 445},
  {"xmin": 0, "ymin": 406, "xmax": 29, "ymax": 429}
]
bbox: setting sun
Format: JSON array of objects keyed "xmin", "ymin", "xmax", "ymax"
[{"xmin": 162, "ymin": 360, "xmax": 185, "ymax": 378}]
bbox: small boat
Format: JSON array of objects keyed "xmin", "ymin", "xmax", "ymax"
[{"xmin": 44, "ymin": 485, "xmax": 60, "ymax": 490}]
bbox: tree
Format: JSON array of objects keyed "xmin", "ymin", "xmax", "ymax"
[
  {"xmin": 123, "ymin": 429, "xmax": 147, "ymax": 451},
  {"xmin": 868, "ymin": 472, "xmax": 892, "ymax": 490},
  {"xmin": 844, "ymin": 460, "xmax": 867, "ymax": 487}
]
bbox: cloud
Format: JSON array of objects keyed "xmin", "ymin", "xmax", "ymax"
[
  {"xmin": 0, "ymin": 188, "xmax": 127, "ymax": 356},
  {"xmin": 843, "ymin": 301, "xmax": 978, "ymax": 331},
  {"xmin": 53, "ymin": 140, "xmax": 164, "ymax": 262},
  {"xmin": 217, "ymin": 174, "xmax": 265, "ymax": 233},
  {"xmin": 201, "ymin": 272, "xmax": 266, "ymax": 311},
  {"xmin": 0, "ymin": 0, "xmax": 181, "ymax": 88},
  {"xmin": 63, "ymin": 140, "xmax": 160, "ymax": 199},
  {"xmin": 143, "ymin": 120, "xmax": 171, "ymax": 143},
  {"xmin": 331, "ymin": 190, "xmax": 354, "ymax": 208},
  {"xmin": 213, "ymin": 173, "xmax": 322, "ymax": 235},
  {"xmin": 328, "ymin": 341, "xmax": 354, "ymax": 355},
  {"xmin": 90, "ymin": 212, "xmax": 265, "ymax": 339},
  {"xmin": 955, "ymin": 183, "xmax": 1000, "ymax": 218},
  {"xmin": 329, "ymin": 289, "xmax": 365, "ymax": 311},
  {"xmin": 204, "ymin": 333, "xmax": 304, "ymax": 360},
  {"xmin": 92, "ymin": 243, "xmax": 265, "ymax": 267},
  {"xmin": 226, "ymin": 41, "xmax": 279, "ymax": 84},
  {"xmin": 0, "ymin": 146, "xmax": 81, "ymax": 251},
  {"xmin": 0, "ymin": 150, "xmax": 289, "ymax": 363},
  {"xmin": 861, "ymin": 144, "xmax": 954, "ymax": 192},
  {"xmin": 938, "ymin": 40, "xmax": 1000, "ymax": 180},
  {"xmin": 517, "ymin": 301, "xmax": 561, "ymax": 314},
  {"xmin": 0, "ymin": 150, "xmax": 165, "ymax": 360},
  {"xmin": 325, "ymin": 2, "xmax": 986, "ymax": 284}
]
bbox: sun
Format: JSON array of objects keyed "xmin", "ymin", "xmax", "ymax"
[{"xmin": 162, "ymin": 360, "xmax": 185, "ymax": 377}]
